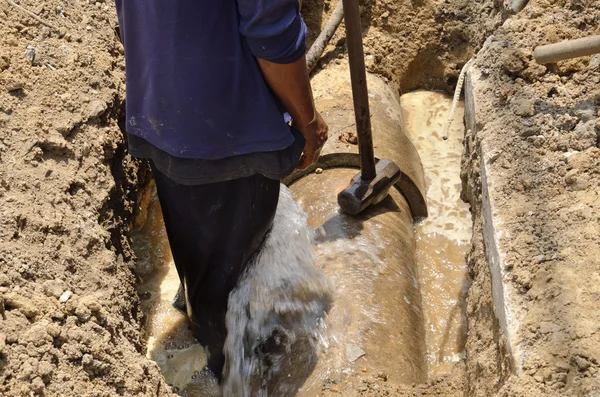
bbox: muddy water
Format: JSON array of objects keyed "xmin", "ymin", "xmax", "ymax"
[
  {"xmin": 131, "ymin": 90, "xmax": 470, "ymax": 394},
  {"xmin": 290, "ymin": 168, "xmax": 427, "ymax": 394},
  {"xmin": 400, "ymin": 91, "xmax": 471, "ymax": 376}
]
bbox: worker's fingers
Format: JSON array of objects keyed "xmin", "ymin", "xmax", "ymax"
[
  {"xmin": 296, "ymin": 152, "xmax": 312, "ymax": 170},
  {"xmin": 296, "ymin": 147, "xmax": 322, "ymax": 170}
]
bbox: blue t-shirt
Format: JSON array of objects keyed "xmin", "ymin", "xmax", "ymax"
[{"xmin": 115, "ymin": 0, "xmax": 307, "ymax": 160}]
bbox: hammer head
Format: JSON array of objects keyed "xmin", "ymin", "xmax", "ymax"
[{"xmin": 337, "ymin": 158, "xmax": 402, "ymax": 215}]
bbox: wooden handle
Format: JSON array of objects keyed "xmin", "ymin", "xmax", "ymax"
[
  {"xmin": 342, "ymin": 0, "xmax": 376, "ymax": 181},
  {"xmin": 534, "ymin": 35, "xmax": 600, "ymax": 64}
]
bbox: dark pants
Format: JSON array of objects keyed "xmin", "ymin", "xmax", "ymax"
[{"xmin": 150, "ymin": 162, "xmax": 280, "ymax": 378}]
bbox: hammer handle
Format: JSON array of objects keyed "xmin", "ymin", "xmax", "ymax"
[
  {"xmin": 342, "ymin": 0, "xmax": 376, "ymax": 181},
  {"xmin": 534, "ymin": 35, "xmax": 600, "ymax": 64}
]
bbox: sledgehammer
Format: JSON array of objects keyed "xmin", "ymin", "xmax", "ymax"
[{"xmin": 336, "ymin": 0, "xmax": 403, "ymax": 215}]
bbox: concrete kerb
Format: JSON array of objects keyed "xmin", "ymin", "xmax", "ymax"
[{"xmin": 465, "ymin": 66, "xmax": 523, "ymax": 373}]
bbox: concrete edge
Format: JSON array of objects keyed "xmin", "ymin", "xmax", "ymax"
[{"xmin": 465, "ymin": 67, "xmax": 523, "ymax": 373}]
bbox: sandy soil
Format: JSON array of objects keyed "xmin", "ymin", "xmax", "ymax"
[
  {"xmin": 1, "ymin": 0, "xmax": 599, "ymax": 395},
  {"xmin": 0, "ymin": 0, "xmax": 167, "ymax": 395}
]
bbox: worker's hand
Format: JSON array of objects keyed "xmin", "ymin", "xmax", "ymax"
[{"xmin": 295, "ymin": 112, "xmax": 329, "ymax": 170}]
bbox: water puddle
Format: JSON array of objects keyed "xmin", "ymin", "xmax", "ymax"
[{"xmin": 400, "ymin": 91, "xmax": 471, "ymax": 376}]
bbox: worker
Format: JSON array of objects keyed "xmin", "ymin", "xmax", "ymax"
[{"xmin": 114, "ymin": 0, "xmax": 328, "ymax": 380}]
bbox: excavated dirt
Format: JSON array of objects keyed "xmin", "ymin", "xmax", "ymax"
[
  {"xmin": 461, "ymin": 1, "xmax": 600, "ymax": 396},
  {"xmin": 1, "ymin": 0, "xmax": 599, "ymax": 395},
  {"xmin": 0, "ymin": 0, "xmax": 167, "ymax": 395}
]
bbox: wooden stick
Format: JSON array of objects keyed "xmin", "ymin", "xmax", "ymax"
[
  {"xmin": 5, "ymin": 0, "xmax": 59, "ymax": 31},
  {"xmin": 306, "ymin": 1, "xmax": 344, "ymax": 72},
  {"xmin": 342, "ymin": 0, "xmax": 376, "ymax": 180},
  {"xmin": 534, "ymin": 35, "xmax": 600, "ymax": 64}
]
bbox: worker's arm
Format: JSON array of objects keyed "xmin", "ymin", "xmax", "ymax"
[
  {"xmin": 256, "ymin": 57, "xmax": 327, "ymax": 169},
  {"xmin": 237, "ymin": 0, "xmax": 328, "ymax": 169}
]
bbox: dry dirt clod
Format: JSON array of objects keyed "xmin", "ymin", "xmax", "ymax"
[
  {"xmin": 3, "ymin": 292, "xmax": 39, "ymax": 319},
  {"xmin": 512, "ymin": 97, "xmax": 534, "ymax": 117}
]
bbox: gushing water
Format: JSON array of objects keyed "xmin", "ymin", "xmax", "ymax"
[
  {"xmin": 133, "ymin": 186, "xmax": 332, "ymax": 396},
  {"xmin": 222, "ymin": 187, "xmax": 333, "ymax": 396}
]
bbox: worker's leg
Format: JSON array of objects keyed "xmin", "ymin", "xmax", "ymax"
[{"xmin": 150, "ymin": 162, "xmax": 280, "ymax": 378}]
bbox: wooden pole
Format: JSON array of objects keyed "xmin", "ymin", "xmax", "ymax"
[
  {"xmin": 535, "ymin": 35, "xmax": 600, "ymax": 64},
  {"xmin": 342, "ymin": 0, "xmax": 376, "ymax": 181}
]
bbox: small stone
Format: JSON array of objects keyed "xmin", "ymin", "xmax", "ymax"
[
  {"xmin": 24, "ymin": 45, "xmax": 36, "ymax": 64},
  {"xmin": 82, "ymin": 354, "xmax": 93, "ymax": 366},
  {"xmin": 42, "ymin": 279, "xmax": 65, "ymax": 298},
  {"xmin": 59, "ymin": 290, "xmax": 73, "ymax": 303},
  {"xmin": 513, "ymin": 98, "xmax": 534, "ymax": 117},
  {"xmin": 315, "ymin": 168, "xmax": 323, "ymax": 174},
  {"xmin": 573, "ymin": 355, "xmax": 591, "ymax": 371},
  {"xmin": 565, "ymin": 169, "xmax": 579, "ymax": 185},
  {"xmin": 589, "ymin": 54, "xmax": 600, "ymax": 70},
  {"xmin": 87, "ymin": 100, "xmax": 106, "ymax": 119},
  {"xmin": 361, "ymin": 367, "xmax": 367, "ymax": 372},
  {"xmin": 346, "ymin": 344, "xmax": 365, "ymax": 362}
]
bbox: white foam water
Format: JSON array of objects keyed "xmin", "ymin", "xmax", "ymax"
[{"xmin": 222, "ymin": 186, "xmax": 333, "ymax": 397}]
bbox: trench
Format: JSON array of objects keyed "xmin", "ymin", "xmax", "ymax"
[{"xmin": 130, "ymin": 66, "xmax": 472, "ymax": 394}]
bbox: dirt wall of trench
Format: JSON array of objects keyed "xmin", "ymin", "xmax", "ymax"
[{"xmin": 0, "ymin": 0, "xmax": 170, "ymax": 395}]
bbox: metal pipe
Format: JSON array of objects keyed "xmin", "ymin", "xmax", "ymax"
[{"xmin": 534, "ymin": 35, "xmax": 600, "ymax": 64}]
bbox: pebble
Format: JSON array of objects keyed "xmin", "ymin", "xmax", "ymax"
[
  {"xmin": 564, "ymin": 169, "xmax": 579, "ymax": 185},
  {"xmin": 24, "ymin": 45, "xmax": 36, "ymax": 64},
  {"xmin": 315, "ymin": 168, "xmax": 323, "ymax": 174},
  {"xmin": 42, "ymin": 279, "xmax": 66, "ymax": 298},
  {"xmin": 59, "ymin": 290, "xmax": 73, "ymax": 303},
  {"xmin": 512, "ymin": 98, "xmax": 534, "ymax": 117}
]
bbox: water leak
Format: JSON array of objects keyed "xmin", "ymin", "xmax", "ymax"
[
  {"xmin": 400, "ymin": 90, "xmax": 471, "ymax": 376},
  {"xmin": 131, "ymin": 90, "xmax": 471, "ymax": 394}
]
